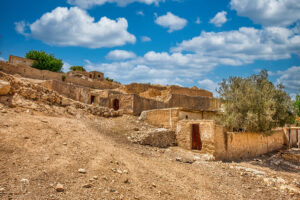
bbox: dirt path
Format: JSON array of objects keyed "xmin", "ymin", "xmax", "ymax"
[{"xmin": 0, "ymin": 108, "xmax": 299, "ymax": 200}]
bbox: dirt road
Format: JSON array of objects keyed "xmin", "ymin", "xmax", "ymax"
[{"xmin": 0, "ymin": 107, "xmax": 299, "ymax": 200}]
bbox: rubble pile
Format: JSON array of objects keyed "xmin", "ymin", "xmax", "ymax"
[
  {"xmin": 129, "ymin": 128, "xmax": 177, "ymax": 148},
  {"xmin": 0, "ymin": 71, "xmax": 122, "ymax": 118}
]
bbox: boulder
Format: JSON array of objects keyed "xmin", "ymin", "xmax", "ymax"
[
  {"xmin": 130, "ymin": 128, "xmax": 176, "ymax": 148},
  {"xmin": 0, "ymin": 80, "xmax": 10, "ymax": 95}
]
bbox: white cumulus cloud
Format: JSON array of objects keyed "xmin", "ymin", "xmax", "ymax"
[
  {"xmin": 67, "ymin": 0, "xmax": 164, "ymax": 9},
  {"xmin": 198, "ymin": 79, "xmax": 219, "ymax": 95},
  {"xmin": 106, "ymin": 50, "xmax": 136, "ymax": 60},
  {"xmin": 277, "ymin": 66, "xmax": 300, "ymax": 94},
  {"xmin": 155, "ymin": 12, "xmax": 187, "ymax": 32},
  {"xmin": 210, "ymin": 11, "xmax": 227, "ymax": 27},
  {"xmin": 141, "ymin": 36, "xmax": 152, "ymax": 42},
  {"xmin": 15, "ymin": 7, "xmax": 136, "ymax": 49},
  {"xmin": 172, "ymin": 26, "xmax": 300, "ymax": 65},
  {"xmin": 230, "ymin": 0, "xmax": 300, "ymax": 27}
]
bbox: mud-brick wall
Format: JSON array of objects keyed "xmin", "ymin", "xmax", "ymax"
[
  {"xmin": 168, "ymin": 94, "xmax": 219, "ymax": 111},
  {"xmin": 168, "ymin": 86, "xmax": 213, "ymax": 97},
  {"xmin": 9, "ymin": 56, "xmax": 35, "ymax": 66},
  {"xmin": 224, "ymin": 130, "xmax": 285, "ymax": 160},
  {"xmin": 45, "ymin": 80, "xmax": 91, "ymax": 104},
  {"xmin": 140, "ymin": 108, "xmax": 181, "ymax": 130},
  {"xmin": 0, "ymin": 61, "xmax": 118, "ymax": 90},
  {"xmin": 133, "ymin": 95, "xmax": 166, "ymax": 116},
  {"xmin": 176, "ymin": 120, "xmax": 215, "ymax": 153}
]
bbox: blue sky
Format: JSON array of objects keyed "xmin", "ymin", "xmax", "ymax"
[{"xmin": 0, "ymin": 0, "xmax": 299, "ymax": 97}]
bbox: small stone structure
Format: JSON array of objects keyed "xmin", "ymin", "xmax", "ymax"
[
  {"xmin": 67, "ymin": 71, "xmax": 104, "ymax": 81},
  {"xmin": 176, "ymin": 120, "xmax": 286, "ymax": 160},
  {"xmin": 139, "ymin": 108, "xmax": 218, "ymax": 131},
  {"xmin": 8, "ymin": 55, "xmax": 35, "ymax": 66}
]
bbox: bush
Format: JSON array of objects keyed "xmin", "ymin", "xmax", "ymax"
[
  {"xmin": 217, "ymin": 70, "xmax": 295, "ymax": 133},
  {"xmin": 70, "ymin": 66, "xmax": 86, "ymax": 72},
  {"xmin": 62, "ymin": 75, "xmax": 66, "ymax": 82},
  {"xmin": 25, "ymin": 50, "xmax": 63, "ymax": 72}
]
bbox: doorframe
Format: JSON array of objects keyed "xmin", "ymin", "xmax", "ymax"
[{"xmin": 191, "ymin": 123, "xmax": 202, "ymax": 150}]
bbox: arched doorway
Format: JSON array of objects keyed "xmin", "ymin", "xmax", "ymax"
[{"xmin": 113, "ymin": 99, "xmax": 119, "ymax": 111}]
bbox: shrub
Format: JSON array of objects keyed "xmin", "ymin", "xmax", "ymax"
[
  {"xmin": 25, "ymin": 50, "xmax": 63, "ymax": 72},
  {"xmin": 70, "ymin": 66, "xmax": 86, "ymax": 72},
  {"xmin": 62, "ymin": 75, "xmax": 66, "ymax": 82}
]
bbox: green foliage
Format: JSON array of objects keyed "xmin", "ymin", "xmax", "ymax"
[
  {"xmin": 25, "ymin": 50, "xmax": 63, "ymax": 72},
  {"xmin": 217, "ymin": 70, "xmax": 295, "ymax": 133},
  {"xmin": 294, "ymin": 94, "xmax": 300, "ymax": 116},
  {"xmin": 105, "ymin": 77, "xmax": 120, "ymax": 84},
  {"xmin": 70, "ymin": 66, "xmax": 86, "ymax": 72},
  {"xmin": 62, "ymin": 75, "xmax": 66, "ymax": 82}
]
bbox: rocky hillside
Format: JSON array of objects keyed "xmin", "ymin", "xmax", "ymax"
[{"xmin": 0, "ymin": 72, "xmax": 299, "ymax": 200}]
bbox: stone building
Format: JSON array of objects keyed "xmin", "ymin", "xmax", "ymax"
[
  {"xmin": 67, "ymin": 71, "xmax": 104, "ymax": 81},
  {"xmin": 9, "ymin": 55, "xmax": 35, "ymax": 66},
  {"xmin": 176, "ymin": 120, "xmax": 286, "ymax": 160}
]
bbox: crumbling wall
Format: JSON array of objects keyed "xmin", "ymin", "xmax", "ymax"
[
  {"xmin": 121, "ymin": 83, "xmax": 166, "ymax": 94},
  {"xmin": 9, "ymin": 55, "xmax": 35, "ymax": 66},
  {"xmin": 0, "ymin": 61, "xmax": 117, "ymax": 90},
  {"xmin": 167, "ymin": 85, "xmax": 213, "ymax": 97},
  {"xmin": 167, "ymin": 94, "xmax": 219, "ymax": 111},
  {"xmin": 133, "ymin": 95, "xmax": 166, "ymax": 116},
  {"xmin": 139, "ymin": 108, "xmax": 180, "ymax": 130},
  {"xmin": 43, "ymin": 80, "xmax": 91, "ymax": 104},
  {"xmin": 140, "ymin": 108, "xmax": 218, "ymax": 131}
]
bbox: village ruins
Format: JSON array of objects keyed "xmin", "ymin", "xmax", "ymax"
[{"xmin": 0, "ymin": 55, "xmax": 299, "ymax": 162}]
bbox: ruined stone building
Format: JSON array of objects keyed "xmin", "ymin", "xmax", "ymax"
[
  {"xmin": 3, "ymin": 55, "xmax": 292, "ymax": 161},
  {"xmin": 1, "ymin": 55, "xmax": 221, "ymax": 117}
]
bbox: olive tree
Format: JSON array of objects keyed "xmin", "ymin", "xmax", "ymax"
[{"xmin": 217, "ymin": 70, "xmax": 295, "ymax": 133}]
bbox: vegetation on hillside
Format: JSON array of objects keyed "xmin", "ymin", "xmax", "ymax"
[
  {"xmin": 105, "ymin": 77, "xmax": 120, "ymax": 84},
  {"xmin": 70, "ymin": 66, "xmax": 86, "ymax": 72},
  {"xmin": 217, "ymin": 70, "xmax": 295, "ymax": 133},
  {"xmin": 26, "ymin": 50, "xmax": 63, "ymax": 72}
]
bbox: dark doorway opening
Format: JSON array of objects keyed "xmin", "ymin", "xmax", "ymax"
[
  {"xmin": 90, "ymin": 95, "xmax": 95, "ymax": 104},
  {"xmin": 113, "ymin": 99, "xmax": 119, "ymax": 111},
  {"xmin": 192, "ymin": 124, "xmax": 202, "ymax": 150}
]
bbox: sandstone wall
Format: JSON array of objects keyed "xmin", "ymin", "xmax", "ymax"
[
  {"xmin": 167, "ymin": 94, "xmax": 220, "ymax": 111},
  {"xmin": 121, "ymin": 83, "xmax": 166, "ymax": 94},
  {"xmin": 140, "ymin": 108, "xmax": 180, "ymax": 130},
  {"xmin": 175, "ymin": 119, "xmax": 286, "ymax": 160},
  {"xmin": 9, "ymin": 55, "xmax": 35, "ymax": 66},
  {"xmin": 44, "ymin": 80, "xmax": 91, "ymax": 104},
  {"xmin": 0, "ymin": 61, "xmax": 117, "ymax": 90},
  {"xmin": 167, "ymin": 85, "xmax": 213, "ymax": 97},
  {"xmin": 176, "ymin": 120, "xmax": 215, "ymax": 154},
  {"xmin": 224, "ymin": 130, "xmax": 285, "ymax": 160},
  {"xmin": 132, "ymin": 95, "xmax": 166, "ymax": 116},
  {"xmin": 140, "ymin": 108, "xmax": 218, "ymax": 131}
]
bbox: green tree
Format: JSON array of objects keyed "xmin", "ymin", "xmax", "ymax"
[
  {"xmin": 25, "ymin": 50, "xmax": 63, "ymax": 72},
  {"xmin": 294, "ymin": 94, "xmax": 300, "ymax": 116},
  {"xmin": 217, "ymin": 70, "xmax": 295, "ymax": 133},
  {"xmin": 70, "ymin": 66, "xmax": 86, "ymax": 72}
]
